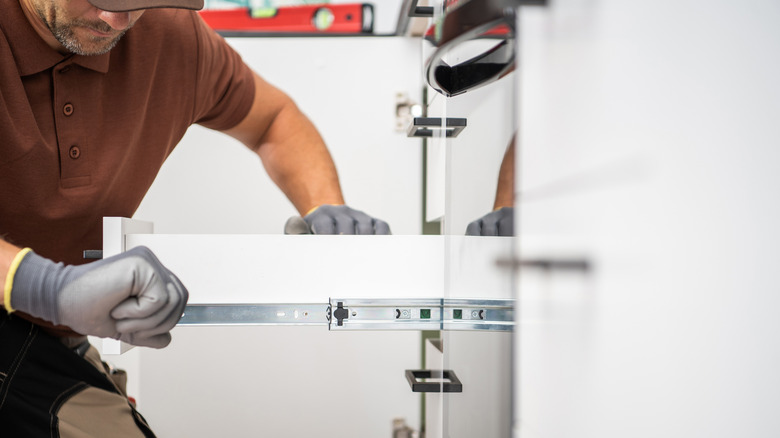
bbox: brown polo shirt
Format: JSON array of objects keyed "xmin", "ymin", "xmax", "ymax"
[{"xmin": 0, "ymin": 0, "xmax": 255, "ymax": 267}]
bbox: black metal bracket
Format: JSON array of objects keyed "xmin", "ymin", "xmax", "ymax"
[
  {"xmin": 407, "ymin": 117, "xmax": 467, "ymax": 138},
  {"xmin": 405, "ymin": 369, "xmax": 463, "ymax": 393}
]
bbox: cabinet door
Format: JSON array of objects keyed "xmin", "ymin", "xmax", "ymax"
[{"xmin": 516, "ymin": 1, "xmax": 780, "ymax": 437}]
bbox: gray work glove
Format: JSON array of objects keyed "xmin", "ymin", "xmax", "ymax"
[
  {"xmin": 465, "ymin": 207, "xmax": 515, "ymax": 236},
  {"xmin": 285, "ymin": 204, "xmax": 391, "ymax": 235},
  {"xmin": 8, "ymin": 246, "xmax": 188, "ymax": 348}
]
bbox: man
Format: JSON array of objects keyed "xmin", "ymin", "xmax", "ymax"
[{"xmin": 0, "ymin": 0, "xmax": 389, "ymax": 434}]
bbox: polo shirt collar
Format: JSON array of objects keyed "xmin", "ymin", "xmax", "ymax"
[
  {"xmin": 5, "ymin": 0, "xmax": 110, "ymax": 76},
  {"xmin": 73, "ymin": 53, "xmax": 111, "ymax": 74}
]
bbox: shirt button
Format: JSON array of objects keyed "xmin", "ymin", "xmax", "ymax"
[
  {"xmin": 63, "ymin": 103, "xmax": 74, "ymax": 116},
  {"xmin": 69, "ymin": 146, "xmax": 81, "ymax": 159}
]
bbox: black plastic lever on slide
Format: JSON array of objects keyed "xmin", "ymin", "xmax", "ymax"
[{"xmin": 333, "ymin": 301, "xmax": 349, "ymax": 326}]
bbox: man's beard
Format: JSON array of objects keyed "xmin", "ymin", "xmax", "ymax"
[
  {"xmin": 51, "ymin": 24, "xmax": 126, "ymax": 56},
  {"xmin": 37, "ymin": 4, "xmax": 129, "ymax": 56}
]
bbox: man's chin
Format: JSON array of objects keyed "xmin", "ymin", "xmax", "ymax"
[
  {"xmin": 80, "ymin": 42, "xmax": 118, "ymax": 56},
  {"xmin": 58, "ymin": 27, "xmax": 123, "ymax": 56},
  {"xmin": 63, "ymin": 37, "xmax": 119, "ymax": 56}
]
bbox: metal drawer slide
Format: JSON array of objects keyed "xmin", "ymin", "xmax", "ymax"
[{"xmin": 179, "ymin": 298, "xmax": 514, "ymax": 332}]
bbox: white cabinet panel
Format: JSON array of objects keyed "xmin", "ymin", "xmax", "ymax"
[
  {"xmin": 425, "ymin": 333, "xmax": 512, "ymax": 438},
  {"xmin": 516, "ymin": 1, "xmax": 780, "ymax": 436},
  {"xmin": 121, "ymin": 233, "xmax": 513, "ymax": 304},
  {"xmin": 519, "ymin": 168, "xmax": 780, "ymax": 437},
  {"xmin": 519, "ymin": 266, "xmax": 592, "ymax": 438},
  {"xmin": 138, "ymin": 326, "xmax": 421, "ymax": 438},
  {"xmin": 125, "ymin": 234, "xmax": 442, "ymax": 303}
]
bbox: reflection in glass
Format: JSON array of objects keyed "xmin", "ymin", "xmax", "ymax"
[{"xmin": 466, "ymin": 135, "xmax": 515, "ymax": 236}]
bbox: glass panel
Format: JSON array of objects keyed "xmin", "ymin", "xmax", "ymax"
[
  {"xmin": 422, "ymin": 0, "xmax": 517, "ymax": 436},
  {"xmin": 438, "ymin": 71, "xmax": 516, "ymax": 438}
]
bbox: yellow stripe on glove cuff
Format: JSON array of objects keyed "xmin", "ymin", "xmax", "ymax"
[
  {"xmin": 304, "ymin": 203, "xmax": 344, "ymax": 217},
  {"xmin": 4, "ymin": 247, "xmax": 32, "ymax": 313}
]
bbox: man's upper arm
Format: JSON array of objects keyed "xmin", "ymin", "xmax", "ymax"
[
  {"xmin": 190, "ymin": 12, "xmax": 257, "ymax": 132},
  {"xmin": 221, "ymin": 72, "xmax": 293, "ymax": 151}
]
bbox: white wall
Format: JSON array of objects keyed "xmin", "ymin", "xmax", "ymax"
[{"xmin": 134, "ymin": 36, "xmax": 423, "ymax": 235}]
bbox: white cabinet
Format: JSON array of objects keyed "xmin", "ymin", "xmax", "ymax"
[
  {"xmin": 106, "ymin": 26, "xmax": 520, "ymax": 436},
  {"xmin": 516, "ymin": 1, "xmax": 780, "ymax": 437},
  {"xmin": 102, "ymin": 219, "xmax": 515, "ymax": 437},
  {"xmin": 111, "ymin": 36, "xmax": 430, "ymax": 438}
]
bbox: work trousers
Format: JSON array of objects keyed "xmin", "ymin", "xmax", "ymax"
[{"xmin": 0, "ymin": 311, "xmax": 156, "ymax": 437}]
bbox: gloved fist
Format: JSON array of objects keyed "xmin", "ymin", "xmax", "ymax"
[
  {"xmin": 465, "ymin": 207, "xmax": 515, "ymax": 236},
  {"xmin": 6, "ymin": 246, "xmax": 188, "ymax": 348},
  {"xmin": 286, "ymin": 204, "xmax": 391, "ymax": 235}
]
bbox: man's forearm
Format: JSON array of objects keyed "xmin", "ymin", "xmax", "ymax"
[
  {"xmin": 223, "ymin": 73, "xmax": 345, "ymax": 215},
  {"xmin": 254, "ymin": 102, "xmax": 345, "ymax": 215}
]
